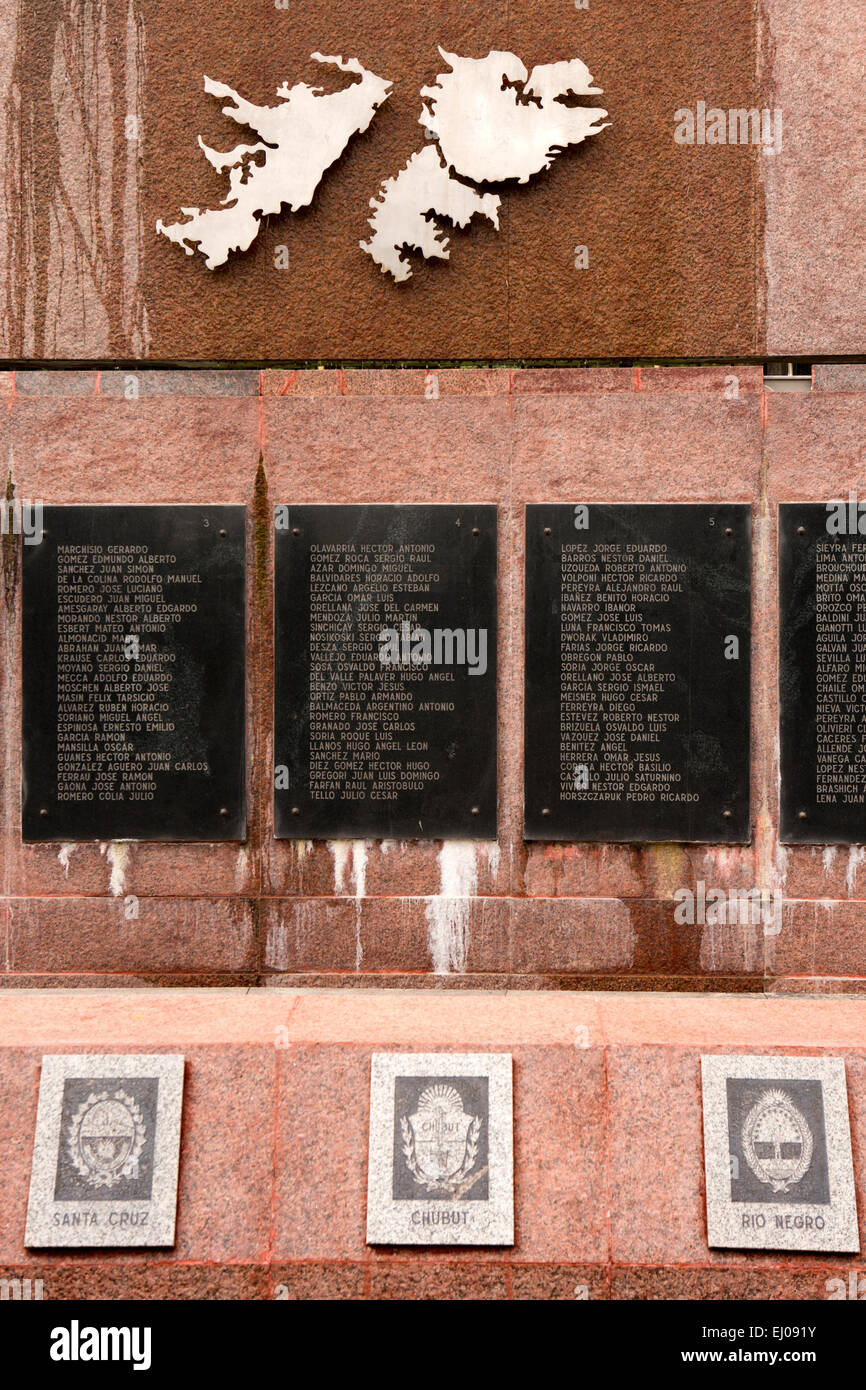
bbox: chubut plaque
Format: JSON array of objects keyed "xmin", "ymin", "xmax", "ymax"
[
  {"xmin": 780, "ymin": 501, "xmax": 866, "ymax": 842},
  {"xmin": 22, "ymin": 506, "xmax": 246, "ymax": 840},
  {"xmin": 274, "ymin": 504, "xmax": 497, "ymax": 838},
  {"xmin": 366, "ymin": 1052, "xmax": 513, "ymax": 1246},
  {"xmin": 701, "ymin": 1054, "xmax": 859, "ymax": 1253},
  {"xmin": 25, "ymin": 1053, "xmax": 185, "ymax": 1248},
  {"xmin": 524, "ymin": 504, "xmax": 751, "ymax": 842}
]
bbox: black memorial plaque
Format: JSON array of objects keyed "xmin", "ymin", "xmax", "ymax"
[
  {"xmin": 780, "ymin": 501, "xmax": 866, "ymax": 842},
  {"xmin": 524, "ymin": 504, "xmax": 751, "ymax": 842},
  {"xmin": 274, "ymin": 505, "xmax": 497, "ymax": 838},
  {"xmin": 22, "ymin": 506, "xmax": 246, "ymax": 840}
]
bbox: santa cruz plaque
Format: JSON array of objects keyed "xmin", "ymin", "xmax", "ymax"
[
  {"xmin": 274, "ymin": 504, "xmax": 497, "ymax": 838},
  {"xmin": 25, "ymin": 1053, "xmax": 185, "ymax": 1248},
  {"xmin": 22, "ymin": 505, "xmax": 246, "ymax": 841},
  {"xmin": 524, "ymin": 503, "xmax": 751, "ymax": 842}
]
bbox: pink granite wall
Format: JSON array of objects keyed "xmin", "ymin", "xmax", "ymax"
[
  {"xmin": 0, "ymin": 1, "xmax": 863, "ymax": 361},
  {"xmin": 760, "ymin": 0, "xmax": 866, "ymax": 356},
  {"xmin": 1, "ymin": 366, "xmax": 865, "ymax": 992},
  {"xmin": 1, "ymin": 989, "xmax": 865, "ymax": 1299}
]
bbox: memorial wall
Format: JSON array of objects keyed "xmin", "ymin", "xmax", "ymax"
[
  {"xmin": 2, "ymin": 0, "xmax": 866, "ymax": 1313},
  {"xmin": 2, "ymin": 364, "xmax": 866, "ymax": 993}
]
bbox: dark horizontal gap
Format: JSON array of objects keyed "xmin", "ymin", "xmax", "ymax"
[{"xmin": 0, "ymin": 357, "xmax": 861, "ymax": 372}]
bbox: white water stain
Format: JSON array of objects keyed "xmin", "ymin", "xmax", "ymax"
[
  {"xmin": 822, "ymin": 846, "xmax": 837, "ymax": 876},
  {"xmin": 265, "ymin": 900, "xmax": 310, "ymax": 972},
  {"xmin": 425, "ymin": 841, "xmax": 479, "ymax": 975},
  {"xmin": 483, "ymin": 841, "xmax": 501, "ymax": 883},
  {"xmin": 234, "ymin": 844, "xmax": 251, "ymax": 889},
  {"xmin": 772, "ymin": 842, "xmax": 790, "ymax": 895},
  {"xmin": 4, "ymin": 1, "xmax": 151, "ymax": 357},
  {"xmin": 57, "ymin": 844, "xmax": 77, "ymax": 877},
  {"xmin": 565, "ymin": 899, "xmax": 635, "ymax": 972},
  {"xmin": 100, "ymin": 842, "xmax": 130, "ymax": 898},
  {"xmin": 328, "ymin": 840, "xmax": 368, "ymax": 898},
  {"xmin": 846, "ymin": 847, "xmax": 866, "ymax": 897},
  {"xmin": 699, "ymin": 846, "xmax": 742, "ymax": 879},
  {"xmin": 699, "ymin": 913, "xmax": 763, "ymax": 974},
  {"xmin": 328, "ymin": 840, "xmax": 368, "ymax": 970}
]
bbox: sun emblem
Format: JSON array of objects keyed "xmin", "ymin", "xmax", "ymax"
[
  {"xmin": 400, "ymin": 1083, "xmax": 482, "ymax": 1195},
  {"xmin": 67, "ymin": 1089, "xmax": 146, "ymax": 1189},
  {"xmin": 741, "ymin": 1088, "xmax": 813, "ymax": 1193}
]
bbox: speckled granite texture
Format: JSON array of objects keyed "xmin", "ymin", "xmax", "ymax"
[{"xmin": 1, "ymin": 989, "xmax": 866, "ymax": 1298}]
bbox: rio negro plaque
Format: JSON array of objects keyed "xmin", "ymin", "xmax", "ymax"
[
  {"xmin": 780, "ymin": 501, "xmax": 866, "ymax": 842},
  {"xmin": 274, "ymin": 504, "xmax": 497, "ymax": 839},
  {"xmin": 25, "ymin": 1053, "xmax": 185, "ymax": 1249},
  {"xmin": 22, "ymin": 506, "xmax": 246, "ymax": 841},
  {"xmin": 524, "ymin": 504, "xmax": 751, "ymax": 842},
  {"xmin": 701, "ymin": 1054, "xmax": 859, "ymax": 1253}
]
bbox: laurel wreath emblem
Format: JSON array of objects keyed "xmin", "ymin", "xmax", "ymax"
[
  {"xmin": 400, "ymin": 1113, "xmax": 482, "ymax": 1193},
  {"xmin": 67, "ymin": 1088, "xmax": 147, "ymax": 1189}
]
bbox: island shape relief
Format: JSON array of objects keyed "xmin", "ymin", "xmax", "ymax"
[
  {"xmin": 157, "ymin": 48, "xmax": 609, "ymax": 280},
  {"xmin": 156, "ymin": 53, "xmax": 393, "ymax": 269},
  {"xmin": 362, "ymin": 49, "xmax": 610, "ymax": 282}
]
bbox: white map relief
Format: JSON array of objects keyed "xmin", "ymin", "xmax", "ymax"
[
  {"xmin": 360, "ymin": 146, "xmax": 502, "ymax": 283},
  {"xmin": 156, "ymin": 53, "xmax": 392, "ymax": 269},
  {"xmin": 157, "ymin": 46, "xmax": 609, "ymax": 282},
  {"xmin": 362, "ymin": 49, "xmax": 610, "ymax": 282}
]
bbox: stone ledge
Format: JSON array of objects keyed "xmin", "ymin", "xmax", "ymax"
[{"xmin": 1, "ymin": 990, "xmax": 865, "ymax": 1298}]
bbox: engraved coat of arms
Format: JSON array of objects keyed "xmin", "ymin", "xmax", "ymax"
[
  {"xmin": 66, "ymin": 1089, "xmax": 147, "ymax": 1189},
  {"xmin": 741, "ymin": 1088, "xmax": 814, "ymax": 1193},
  {"xmin": 400, "ymin": 1084, "xmax": 482, "ymax": 1194}
]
